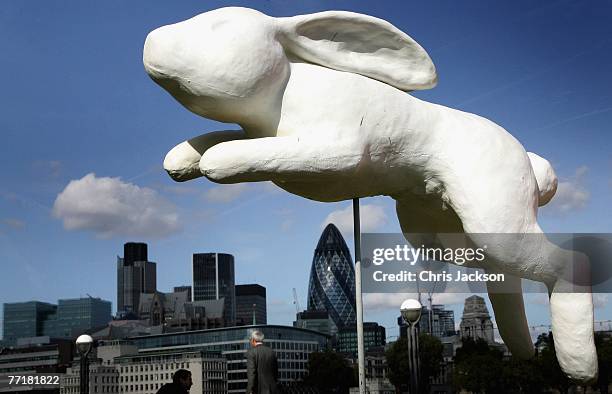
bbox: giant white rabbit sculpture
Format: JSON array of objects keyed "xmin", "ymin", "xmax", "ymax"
[{"xmin": 143, "ymin": 7, "xmax": 597, "ymax": 381}]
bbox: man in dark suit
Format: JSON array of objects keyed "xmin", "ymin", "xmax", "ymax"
[
  {"xmin": 246, "ymin": 330, "xmax": 280, "ymax": 394},
  {"xmin": 156, "ymin": 369, "xmax": 192, "ymax": 394}
]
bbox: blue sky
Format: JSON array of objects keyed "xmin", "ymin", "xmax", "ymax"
[{"xmin": 1, "ymin": 0, "xmax": 611, "ymax": 341}]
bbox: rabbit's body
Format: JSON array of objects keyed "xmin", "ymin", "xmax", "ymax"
[{"xmin": 144, "ymin": 7, "xmax": 598, "ymax": 382}]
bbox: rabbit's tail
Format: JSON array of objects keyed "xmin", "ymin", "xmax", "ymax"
[{"xmin": 527, "ymin": 152, "xmax": 558, "ymax": 206}]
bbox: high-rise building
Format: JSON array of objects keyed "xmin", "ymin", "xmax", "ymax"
[
  {"xmin": 235, "ymin": 284, "xmax": 267, "ymax": 325},
  {"xmin": 399, "ymin": 304, "xmax": 456, "ymax": 338},
  {"xmin": 193, "ymin": 253, "xmax": 236, "ymax": 326},
  {"xmin": 51, "ymin": 297, "xmax": 112, "ymax": 338},
  {"xmin": 307, "ymin": 223, "xmax": 356, "ymax": 333},
  {"xmin": 421, "ymin": 304, "xmax": 456, "ymax": 338},
  {"xmin": 460, "ymin": 295, "xmax": 494, "ymax": 344},
  {"xmin": 2, "ymin": 301, "xmax": 57, "ymax": 346},
  {"xmin": 123, "ymin": 242, "xmax": 148, "ymax": 265},
  {"xmin": 293, "ymin": 310, "xmax": 332, "ymax": 336},
  {"xmin": 336, "ymin": 322, "xmax": 386, "ymax": 355},
  {"xmin": 117, "ymin": 242, "xmax": 156, "ymax": 316},
  {"xmin": 2, "ymin": 298, "xmax": 112, "ymax": 345},
  {"xmin": 174, "ymin": 285, "xmax": 192, "ymax": 302}
]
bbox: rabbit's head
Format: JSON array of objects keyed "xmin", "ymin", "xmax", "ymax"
[
  {"xmin": 144, "ymin": 7, "xmax": 437, "ymax": 123},
  {"xmin": 144, "ymin": 8, "xmax": 288, "ymax": 124}
]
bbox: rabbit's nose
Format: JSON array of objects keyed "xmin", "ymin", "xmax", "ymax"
[{"xmin": 143, "ymin": 27, "xmax": 177, "ymax": 78}]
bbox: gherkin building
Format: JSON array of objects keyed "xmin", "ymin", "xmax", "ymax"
[{"xmin": 307, "ymin": 223, "xmax": 356, "ymax": 333}]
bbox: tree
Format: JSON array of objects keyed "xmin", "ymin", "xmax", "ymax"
[
  {"xmin": 536, "ymin": 332, "xmax": 570, "ymax": 394},
  {"xmin": 502, "ymin": 356, "xmax": 545, "ymax": 393},
  {"xmin": 303, "ymin": 350, "xmax": 357, "ymax": 394},
  {"xmin": 596, "ymin": 332, "xmax": 612, "ymax": 394},
  {"xmin": 386, "ymin": 333, "xmax": 444, "ymax": 393},
  {"xmin": 453, "ymin": 337, "xmax": 505, "ymax": 393}
]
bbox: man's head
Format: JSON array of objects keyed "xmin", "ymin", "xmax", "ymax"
[
  {"xmin": 250, "ymin": 330, "xmax": 264, "ymax": 347},
  {"xmin": 173, "ymin": 369, "xmax": 193, "ymax": 390}
]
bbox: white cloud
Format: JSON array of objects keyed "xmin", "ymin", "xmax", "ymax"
[
  {"xmin": 52, "ymin": 173, "xmax": 180, "ymax": 238},
  {"xmin": 548, "ymin": 166, "xmax": 589, "ymax": 213},
  {"xmin": 204, "ymin": 184, "xmax": 250, "ymax": 203},
  {"xmin": 322, "ymin": 203, "xmax": 388, "ymax": 237}
]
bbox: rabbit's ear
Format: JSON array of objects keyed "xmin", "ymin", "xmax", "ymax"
[{"xmin": 277, "ymin": 11, "xmax": 437, "ymax": 91}]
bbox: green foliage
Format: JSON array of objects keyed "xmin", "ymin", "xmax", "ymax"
[
  {"xmin": 303, "ymin": 350, "xmax": 357, "ymax": 394},
  {"xmin": 453, "ymin": 337, "xmax": 505, "ymax": 393},
  {"xmin": 596, "ymin": 332, "xmax": 612, "ymax": 394},
  {"xmin": 536, "ymin": 332, "xmax": 570, "ymax": 394},
  {"xmin": 385, "ymin": 333, "xmax": 444, "ymax": 393}
]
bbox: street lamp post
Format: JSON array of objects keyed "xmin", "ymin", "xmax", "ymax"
[
  {"xmin": 401, "ymin": 299, "xmax": 422, "ymax": 394},
  {"xmin": 76, "ymin": 334, "xmax": 94, "ymax": 394}
]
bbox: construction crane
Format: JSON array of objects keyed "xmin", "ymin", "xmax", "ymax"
[{"xmin": 292, "ymin": 288, "xmax": 302, "ymax": 313}]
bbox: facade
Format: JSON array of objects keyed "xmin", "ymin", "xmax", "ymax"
[
  {"xmin": 307, "ymin": 223, "xmax": 356, "ymax": 334},
  {"xmin": 399, "ymin": 304, "xmax": 456, "ymax": 339},
  {"xmin": 349, "ymin": 379, "xmax": 395, "ymax": 394},
  {"xmin": 2, "ymin": 298, "xmax": 111, "ymax": 345},
  {"xmin": 51, "ymin": 297, "xmax": 112, "ymax": 338},
  {"xmin": 336, "ymin": 322, "xmax": 386, "ymax": 355},
  {"xmin": 115, "ymin": 349, "xmax": 226, "ymax": 394},
  {"xmin": 2, "ymin": 301, "xmax": 57, "ymax": 346},
  {"xmin": 60, "ymin": 363, "xmax": 119, "ymax": 394},
  {"xmin": 173, "ymin": 285, "xmax": 192, "ymax": 302},
  {"xmin": 420, "ymin": 304, "xmax": 456, "ymax": 338},
  {"xmin": 193, "ymin": 253, "xmax": 236, "ymax": 326},
  {"xmin": 138, "ymin": 290, "xmax": 190, "ymax": 326},
  {"xmin": 117, "ymin": 242, "xmax": 157, "ymax": 316},
  {"xmin": 293, "ymin": 310, "xmax": 332, "ymax": 336},
  {"xmin": 0, "ymin": 338, "xmax": 73, "ymax": 392},
  {"xmin": 138, "ymin": 291, "xmax": 226, "ymax": 330},
  {"xmin": 459, "ymin": 295, "xmax": 495, "ymax": 344},
  {"xmin": 60, "ymin": 339, "xmax": 138, "ymax": 393},
  {"xmin": 235, "ymin": 284, "xmax": 267, "ymax": 325},
  {"xmin": 130, "ymin": 324, "xmax": 329, "ymax": 394},
  {"xmin": 123, "ymin": 242, "xmax": 148, "ymax": 265}
]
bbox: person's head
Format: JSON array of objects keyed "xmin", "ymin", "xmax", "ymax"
[
  {"xmin": 173, "ymin": 369, "xmax": 193, "ymax": 390},
  {"xmin": 250, "ymin": 330, "xmax": 264, "ymax": 347}
]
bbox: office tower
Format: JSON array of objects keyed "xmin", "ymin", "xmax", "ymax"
[
  {"xmin": 307, "ymin": 223, "xmax": 356, "ymax": 334},
  {"xmin": 420, "ymin": 304, "xmax": 456, "ymax": 338},
  {"xmin": 235, "ymin": 284, "xmax": 267, "ymax": 325},
  {"xmin": 123, "ymin": 242, "xmax": 148, "ymax": 265},
  {"xmin": 2, "ymin": 301, "xmax": 57, "ymax": 346},
  {"xmin": 52, "ymin": 297, "xmax": 112, "ymax": 338},
  {"xmin": 399, "ymin": 304, "xmax": 456, "ymax": 339},
  {"xmin": 337, "ymin": 322, "xmax": 386, "ymax": 354},
  {"xmin": 117, "ymin": 242, "xmax": 156, "ymax": 316},
  {"xmin": 193, "ymin": 253, "xmax": 236, "ymax": 325},
  {"xmin": 460, "ymin": 295, "xmax": 494, "ymax": 344},
  {"xmin": 174, "ymin": 285, "xmax": 192, "ymax": 302},
  {"xmin": 293, "ymin": 310, "xmax": 331, "ymax": 336}
]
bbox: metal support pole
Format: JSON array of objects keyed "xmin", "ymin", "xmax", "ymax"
[
  {"xmin": 353, "ymin": 198, "xmax": 366, "ymax": 394},
  {"xmin": 80, "ymin": 354, "xmax": 89, "ymax": 394},
  {"xmin": 407, "ymin": 323, "xmax": 420, "ymax": 394}
]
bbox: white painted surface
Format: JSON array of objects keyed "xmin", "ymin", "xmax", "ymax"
[{"xmin": 144, "ymin": 7, "xmax": 597, "ymax": 382}]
